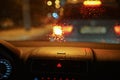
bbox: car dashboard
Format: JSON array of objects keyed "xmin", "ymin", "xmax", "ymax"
[{"xmin": 0, "ymin": 40, "xmax": 120, "ymax": 80}]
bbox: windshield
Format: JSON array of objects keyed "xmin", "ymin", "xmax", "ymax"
[{"xmin": 0, "ymin": 0, "xmax": 120, "ymax": 44}]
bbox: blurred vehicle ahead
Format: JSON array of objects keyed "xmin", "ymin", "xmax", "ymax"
[{"xmin": 56, "ymin": 0, "xmax": 120, "ymax": 43}]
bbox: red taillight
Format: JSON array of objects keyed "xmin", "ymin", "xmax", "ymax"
[
  {"xmin": 62, "ymin": 26, "xmax": 73, "ymax": 34},
  {"xmin": 83, "ymin": 0, "xmax": 102, "ymax": 6},
  {"xmin": 114, "ymin": 25, "xmax": 120, "ymax": 35},
  {"xmin": 52, "ymin": 25, "xmax": 73, "ymax": 35}
]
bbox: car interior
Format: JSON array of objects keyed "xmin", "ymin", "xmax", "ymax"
[
  {"xmin": 0, "ymin": 0, "xmax": 120, "ymax": 80},
  {"xmin": 0, "ymin": 40, "xmax": 120, "ymax": 80}
]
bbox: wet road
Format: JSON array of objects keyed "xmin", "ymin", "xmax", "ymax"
[{"xmin": 0, "ymin": 24, "xmax": 52, "ymax": 41}]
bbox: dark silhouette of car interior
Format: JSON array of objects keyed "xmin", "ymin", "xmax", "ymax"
[{"xmin": 0, "ymin": 40, "xmax": 120, "ymax": 80}]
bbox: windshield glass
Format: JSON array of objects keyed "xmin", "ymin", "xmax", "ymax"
[{"xmin": 0, "ymin": 0, "xmax": 120, "ymax": 44}]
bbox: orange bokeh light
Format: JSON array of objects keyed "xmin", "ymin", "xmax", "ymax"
[
  {"xmin": 114, "ymin": 25, "xmax": 120, "ymax": 35},
  {"xmin": 83, "ymin": 0, "xmax": 102, "ymax": 6}
]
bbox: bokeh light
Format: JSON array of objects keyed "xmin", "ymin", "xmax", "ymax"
[{"xmin": 47, "ymin": 1, "xmax": 52, "ymax": 6}]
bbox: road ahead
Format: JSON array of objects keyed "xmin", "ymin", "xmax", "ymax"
[{"xmin": 0, "ymin": 24, "xmax": 52, "ymax": 41}]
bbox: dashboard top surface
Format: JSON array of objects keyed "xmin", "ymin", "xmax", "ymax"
[{"xmin": 5, "ymin": 41, "xmax": 120, "ymax": 61}]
